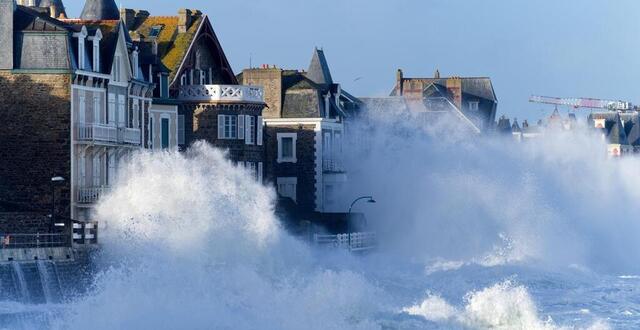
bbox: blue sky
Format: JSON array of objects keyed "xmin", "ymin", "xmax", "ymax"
[{"xmin": 65, "ymin": 0, "xmax": 640, "ymax": 122}]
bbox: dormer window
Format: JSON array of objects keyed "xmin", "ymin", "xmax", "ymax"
[
  {"xmin": 89, "ymin": 29, "xmax": 102, "ymax": 73},
  {"xmin": 74, "ymin": 26, "xmax": 88, "ymax": 71},
  {"xmin": 180, "ymin": 73, "xmax": 187, "ymax": 86},
  {"xmin": 199, "ymin": 70, "xmax": 206, "ymax": 85},
  {"xmin": 469, "ymin": 101, "xmax": 479, "ymax": 111},
  {"xmin": 131, "ymin": 48, "xmax": 139, "ymax": 79},
  {"xmin": 113, "ymin": 55, "xmax": 121, "ymax": 82}
]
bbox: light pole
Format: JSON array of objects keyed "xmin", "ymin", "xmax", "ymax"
[
  {"xmin": 50, "ymin": 176, "xmax": 65, "ymax": 235},
  {"xmin": 347, "ymin": 196, "xmax": 376, "ymax": 247}
]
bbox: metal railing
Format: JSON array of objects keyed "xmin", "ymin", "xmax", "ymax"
[
  {"xmin": 0, "ymin": 233, "xmax": 69, "ymax": 249},
  {"xmin": 322, "ymin": 159, "xmax": 344, "ymax": 172},
  {"xmin": 178, "ymin": 84, "xmax": 264, "ymax": 103},
  {"xmin": 77, "ymin": 123, "xmax": 118, "ymax": 143},
  {"xmin": 314, "ymin": 232, "xmax": 377, "ymax": 252},
  {"xmin": 121, "ymin": 127, "xmax": 141, "ymax": 145},
  {"xmin": 77, "ymin": 186, "xmax": 110, "ymax": 204}
]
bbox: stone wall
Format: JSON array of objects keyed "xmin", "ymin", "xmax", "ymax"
[
  {"xmin": 264, "ymin": 124, "xmax": 317, "ymax": 213},
  {"xmin": 0, "ymin": 72, "xmax": 72, "ymax": 217},
  {"xmin": 240, "ymin": 68, "xmax": 282, "ymax": 119},
  {"xmin": 0, "ymin": 212, "xmax": 51, "ymax": 234}
]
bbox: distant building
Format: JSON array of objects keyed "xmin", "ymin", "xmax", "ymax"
[
  {"xmin": 588, "ymin": 112, "xmax": 638, "ymax": 157},
  {"xmin": 390, "ymin": 69, "xmax": 498, "ymax": 133},
  {"xmin": 239, "ymin": 49, "xmax": 361, "ymax": 214}
]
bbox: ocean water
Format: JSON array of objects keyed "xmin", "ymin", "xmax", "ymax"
[{"xmin": 2, "ymin": 113, "xmax": 640, "ymax": 329}]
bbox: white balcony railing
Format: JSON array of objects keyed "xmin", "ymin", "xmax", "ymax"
[
  {"xmin": 322, "ymin": 159, "xmax": 344, "ymax": 172},
  {"xmin": 77, "ymin": 186, "xmax": 110, "ymax": 204},
  {"xmin": 178, "ymin": 84, "xmax": 264, "ymax": 104},
  {"xmin": 122, "ymin": 127, "xmax": 141, "ymax": 145},
  {"xmin": 77, "ymin": 124, "xmax": 118, "ymax": 143}
]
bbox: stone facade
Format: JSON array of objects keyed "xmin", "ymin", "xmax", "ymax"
[
  {"xmin": 0, "ymin": 72, "xmax": 72, "ymax": 218},
  {"xmin": 0, "ymin": 212, "xmax": 51, "ymax": 234},
  {"xmin": 264, "ymin": 125, "xmax": 317, "ymax": 212}
]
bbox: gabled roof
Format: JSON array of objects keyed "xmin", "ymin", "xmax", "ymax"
[
  {"xmin": 80, "ymin": 0, "xmax": 120, "ymax": 21},
  {"xmin": 68, "ymin": 20, "xmax": 120, "ymax": 74},
  {"xmin": 589, "ymin": 112, "xmax": 628, "ymax": 145},
  {"xmin": 620, "ymin": 113, "xmax": 640, "ymax": 146},
  {"xmin": 306, "ymin": 48, "xmax": 333, "ymax": 85}
]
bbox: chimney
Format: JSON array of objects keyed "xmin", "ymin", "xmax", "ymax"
[
  {"xmin": 178, "ymin": 9, "xmax": 193, "ymax": 33},
  {"xmin": 120, "ymin": 8, "xmax": 135, "ymax": 30},
  {"xmin": 396, "ymin": 69, "xmax": 404, "ymax": 96},
  {"xmin": 135, "ymin": 10, "xmax": 150, "ymax": 25},
  {"xmin": 446, "ymin": 77, "xmax": 462, "ymax": 109},
  {"xmin": 434, "ymin": 69, "xmax": 440, "ymax": 79},
  {"xmin": 49, "ymin": 4, "xmax": 58, "ymax": 18},
  {"xmin": 0, "ymin": 0, "xmax": 14, "ymax": 70}
]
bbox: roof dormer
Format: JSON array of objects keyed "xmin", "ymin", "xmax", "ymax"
[
  {"xmin": 131, "ymin": 46, "xmax": 139, "ymax": 79},
  {"xmin": 88, "ymin": 29, "xmax": 103, "ymax": 73},
  {"xmin": 73, "ymin": 26, "xmax": 89, "ymax": 71}
]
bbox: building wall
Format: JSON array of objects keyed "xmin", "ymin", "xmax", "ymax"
[
  {"xmin": 264, "ymin": 124, "xmax": 317, "ymax": 213},
  {"xmin": 185, "ymin": 103, "xmax": 265, "ymax": 164},
  {"xmin": 0, "ymin": 72, "xmax": 72, "ymax": 217},
  {"xmin": 149, "ymin": 104, "xmax": 178, "ymax": 150},
  {"xmin": 240, "ymin": 68, "xmax": 283, "ymax": 119}
]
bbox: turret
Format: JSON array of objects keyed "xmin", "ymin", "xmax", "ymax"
[{"xmin": 80, "ymin": 0, "xmax": 119, "ymax": 20}]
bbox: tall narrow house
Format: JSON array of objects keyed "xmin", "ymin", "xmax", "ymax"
[{"xmin": 240, "ymin": 49, "xmax": 361, "ymax": 214}]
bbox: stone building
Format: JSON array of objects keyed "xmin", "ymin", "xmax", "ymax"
[
  {"xmin": 0, "ymin": 0, "xmax": 152, "ymax": 222},
  {"xmin": 240, "ymin": 49, "xmax": 361, "ymax": 214},
  {"xmin": 391, "ymin": 70, "xmax": 498, "ymax": 133},
  {"xmin": 588, "ymin": 112, "xmax": 639, "ymax": 157},
  {"xmin": 126, "ymin": 8, "xmax": 266, "ymax": 179}
]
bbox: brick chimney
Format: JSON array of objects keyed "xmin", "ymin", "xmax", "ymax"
[
  {"xmin": 0, "ymin": 0, "xmax": 14, "ymax": 70},
  {"xmin": 396, "ymin": 69, "xmax": 404, "ymax": 96},
  {"xmin": 446, "ymin": 77, "xmax": 462, "ymax": 109},
  {"xmin": 178, "ymin": 9, "xmax": 193, "ymax": 33}
]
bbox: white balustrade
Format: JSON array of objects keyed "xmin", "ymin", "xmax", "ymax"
[
  {"xmin": 178, "ymin": 84, "xmax": 264, "ymax": 103},
  {"xmin": 313, "ymin": 232, "xmax": 377, "ymax": 252},
  {"xmin": 77, "ymin": 124, "xmax": 118, "ymax": 143},
  {"xmin": 77, "ymin": 186, "xmax": 110, "ymax": 204},
  {"xmin": 122, "ymin": 127, "xmax": 141, "ymax": 145},
  {"xmin": 322, "ymin": 159, "xmax": 344, "ymax": 172}
]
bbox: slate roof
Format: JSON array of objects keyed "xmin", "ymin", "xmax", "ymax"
[
  {"xmin": 393, "ymin": 77, "xmax": 497, "ymax": 102},
  {"xmin": 67, "ymin": 21, "xmax": 120, "ymax": 74},
  {"xmin": 80, "ymin": 0, "xmax": 120, "ymax": 21},
  {"xmin": 306, "ymin": 48, "xmax": 333, "ymax": 85},
  {"xmin": 132, "ymin": 15, "xmax": 206, "ymax": 83},
  {"xmin": 14, "ymin": 5, "xmax": 69, "ymax": 32},
  {"xmin": 589, "ymin": 112, "xmax": 628, "ymax": 145},
  {"xmin": 620, "ymin": 113, "xmax": 640, "ymax": 146},
  {"xmin": 38, "ymin": 0, "xmax": 66, "ymax": 17}
]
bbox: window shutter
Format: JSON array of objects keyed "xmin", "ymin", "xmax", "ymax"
[
  {"xmin": 178, "ymin": 115, "xmax": 185, "ymax": 145},
  {"xmin": 217, "ymin": 115, "xmax": 224, "ymax": 139},
  {"xmin": 245, "ymin": 115, "xmax": 252, "ymax": 145},
  {"xmin": 258, "ymin": 162, "xmax": 263, "ymax": 183},
  {"xmin": 238, "ymin": 115, "xmax": 245, "ymax": 140},
  {"xmin": 257, "ymin": 116, "xmax": 263, "ymax": 146}
]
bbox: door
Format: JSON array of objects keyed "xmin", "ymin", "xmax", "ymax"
[{"xmin": 161, "ymin": 118, "xmax": 170, "ymax": 149}]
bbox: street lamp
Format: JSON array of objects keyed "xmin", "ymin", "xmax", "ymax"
[
  {"xmin": 347, "ymin": 196, "xmax": 376, "ymax": 247},
  {"xmin": 50, "ymin": 176, "xmax": 65, "ymax": 234}
]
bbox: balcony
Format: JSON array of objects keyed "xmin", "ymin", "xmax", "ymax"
[
  {"xmin": 322, "ymin": 159, "xmax": 345, "ymax": 173},
  {"xmin": 178, "ymin": 84, "xmax": 264, "ymax": 104},
  {"xmin": 122, "ymin": 127, "xmax": 141, "ymax": 145},
  {"xmin": 77, "ymin": 186, "xmax": 110, "ymax": 204},
  {"xmin": 77, "ymin": 124, "xmax": 118, "ymax": 144}
]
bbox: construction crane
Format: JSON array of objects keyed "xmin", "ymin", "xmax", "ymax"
[{"xmin": 529, "ymin": 95, "xmax": 635, "ymax": 111}]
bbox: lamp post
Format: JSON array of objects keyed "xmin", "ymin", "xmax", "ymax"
[
  {"xmin": 50, "ymin": 176, "xmax": 65, "ymax": 235},
  {"xmin": 347, "ymin": 196, "xmax": 376, "ymax": 247}
]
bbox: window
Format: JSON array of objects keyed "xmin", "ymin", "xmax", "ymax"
[
  {"xmin": 277, "ymin": 133, "xmax": 297, "ymax": 163},
  {"xmin": 199, "ymin": 70, "xmax": 206, "ymax": 85},
  {"xmin": 108, "ymin": 93, "xmax": 116, "ymax": 126},
  {"xmin": 149, "ymin": 117, "xmax": 154, "ymax": 148},
  {"xmin": 113, "ymin": 55, "xmax": 121, "ymax": 81},
  {"xmin": 218, "ymin": 115, "xmax": 237, "ymax": 139},
  {"xmin": 132, "ymin": 100, "xmax": 139, "ymax": 127},
  {"xmin": 93, "ymin": 43, "xmax": 100, "ymax": 72},
  {"xmin": 178, "ymin": 115, "xmax": 185, "ymax": 145},
  {"xmin": 79, "ymin": 154, "xmax": 86, "ymax": 187},
  {"xmin": 246, "ymin": 162, "xmax": 257, "ymax": 180},
  {"xmin": 93, "ymin": 154, "xmax": 101, "ymax": 186},
  {"xmin": 118, "ymin": 95, "xmax": 126, "ymax": 127},
  {"xmin": 257, "ymin": 116, "xmax": 263, "ymax": 146},
  {"xmin": 246, "ymin": 116, "xmax": 256, "ymax": 145},
  {"xmin": 258, "ymin": 162, "xmax": 263, "ymax": 183},
  {"xmin": 180, "ymin": 74, "xmax": 187, "ymax": 86},
  {"xmin": 323, "ymin": 131, "xmax": 332, "ymax": 158},
  {"xmin": 78, "ymin": 37, "xmax": 85, "ymax": 70},
  {"xmin": 131, "ymin": 49, "xmax": 139, "ymax": 79},
  {"xmin": 161, "ymin": 118, "xmax": 170, "ymax": 149},
  {"xmin": 160, "ymin": 75, "xmax": 169, "ymax": 98},
  {"xmin": 78, "ymin": 91, "xmax": 86, "ymax": 124},
  {"xmin": 107, "ymin": 151, "xmax": 116, "ymax": 186},
  {"xmin": 93, "ymin": 95, "xmax": 101, "ymax": 124},
  {"xmin": 277, "ymin": 177, "xmax": 297, "ymax": 202},
  {"xmin": 469, "ymin": 101, "xmax": 479, "ymax": 111}
]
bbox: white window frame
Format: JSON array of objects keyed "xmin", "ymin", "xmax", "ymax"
[
  {"xmin": 180, "ymin": 74, "xmax": 187, "ymax": 86},
  {"xmin": 78, "ymin": 91, "xmax": 86, "ymax": 124},
  {"xmin": 277, "ymin": 133, "xmax": 297, "ymax": 163},
  {"xmin": 469, "ymin": 101, "xmax": 479, "ymax": 111},
  {"xmin": 93, "ymin": 95, "xmax": 101, "ymax": 124},
  {"xmin": 257, "ymin": 116, "xmax": 263, "ymax": 146},
  {"xmin": 217, "ymin": 115, "xmax": 237, "ymax": 139},
  {"xmin": 118, "ymin": 95, "xmax": 126, "ymax": 128},
  {"xmin": 108, "ymin": 93, "xmax": 116, "ymax": 126},
  {"xmin": 246, "ymin": 115, "xmax": 255, "ymax": 145},
  {"xmin": 199, "ymin": 69, "xmax": 206, "ymax": 85},
  {"xmin": 238, "ymin": 115, "xmax": 245, "ymax": 140},
  {"xmin": 277, "ymin": 177, "xmax": 297, "ymax": 202}
]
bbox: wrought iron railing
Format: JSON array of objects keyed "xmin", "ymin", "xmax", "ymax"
[
  {"xmin": 322, "ymin": 159, "xmax": 344, "ymax": 172},
  {"xmin": 77, "ymin": 186, "xmax": 110, "ymax": 204}
]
